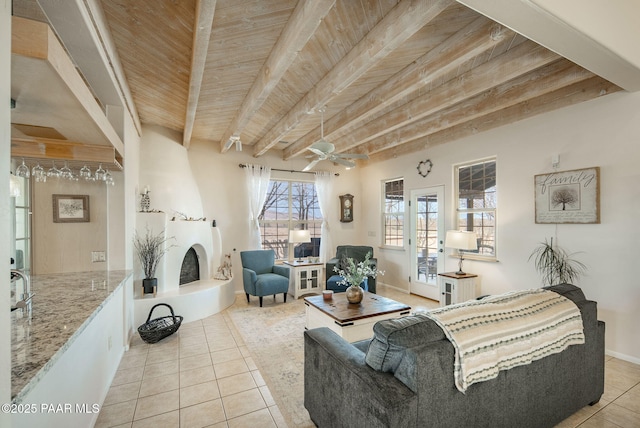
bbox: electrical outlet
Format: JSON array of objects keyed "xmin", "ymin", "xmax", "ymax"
[
  {"xmin": 91, "ymin": 251, "xmax": 106, "ymax": 262},
  {"xmin": 368, "ymin": 231, "xmax": 376, "ymax": 237}
]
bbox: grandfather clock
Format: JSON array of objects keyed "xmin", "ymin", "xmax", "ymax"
[{"xmin": 339, "ymin": 194, "xmax": 353, "ymax": 222}]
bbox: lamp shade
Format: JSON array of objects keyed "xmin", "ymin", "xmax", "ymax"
[
  {"xmin": 445, "ymin": 230, "xmax": 478, "ymax": 251},
  {"xmin": 289, "ymin": 230, "xmax": 311, "ymax": 244}
]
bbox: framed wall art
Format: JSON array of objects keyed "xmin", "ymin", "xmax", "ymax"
[
  {"xmin": 534, "ymin": 166, "xmax": 600, "ymax": 224},
  {"xmin": 53, "ymin": 194, "xmax": 90, "ymax": 223}
]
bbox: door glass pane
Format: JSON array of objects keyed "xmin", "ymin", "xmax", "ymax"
[{"xmin": 415, "ymin": 194, "xmax": 438, "ymax": 282}]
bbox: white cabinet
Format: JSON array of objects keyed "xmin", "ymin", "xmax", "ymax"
[
  {"xmin": 438, "ymin": 272, "xmax": 478, "ymax": 306},
  {"xmin": 284, "ymin": 261, "xmax": 324, "ymax": 299}
]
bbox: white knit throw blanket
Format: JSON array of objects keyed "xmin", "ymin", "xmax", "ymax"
[{"xmin": 425, "ymin": 289, "xmax": 585, "ymax": 393}]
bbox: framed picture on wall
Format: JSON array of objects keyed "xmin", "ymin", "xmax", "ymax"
[
  {"xmin": 53, "ymin": 194, "xmax": 90, "ymax": 223},
  {"xmin": 534, "ymin": 167, "xmax": 600, "ymax": 224}
]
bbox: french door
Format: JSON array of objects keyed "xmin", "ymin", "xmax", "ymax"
[{"xmin": 410, "ymin": 186, "xmax": 444, "ymax": 301}]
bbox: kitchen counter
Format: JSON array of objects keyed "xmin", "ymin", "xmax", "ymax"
[{"xmin": 11, "ymin": 270, "xmax": 131, "ymax": 401}]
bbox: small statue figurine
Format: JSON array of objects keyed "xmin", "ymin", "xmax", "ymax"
[
  {"xmin": 140, "ymin": 187, "xmax": 151, "ymax": 212},
  {"xmin": 214, "ymin": 254, "xmax": 233, "ymax": 280}
]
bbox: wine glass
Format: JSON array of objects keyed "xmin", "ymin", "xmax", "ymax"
[
  {"xmin": 15, "ymin": 159, "xmax": 30, "ymax": 178},
  {"xmin": 79, "ymin": 165, "xmax": 92, "ymax": 180},
  {"xmin": 32, "ymin": 163, "xmax": 46, "ymax": 183},
  {"xmin": 47, "ymin": 162, "xmax": 61, "ymax": 178},
  {"xmin": 60, "ymin": 161, "xmax": 73, "ymax": 180},
  {"xmin": 104, "ymin": 170, "xmax": 115, "ymax": 186},
  {"xmin": 95, "ymin": 164, "xmax": 106, "ymax": 181}
]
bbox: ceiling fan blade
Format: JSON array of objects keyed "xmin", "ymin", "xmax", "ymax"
[
  {"xmin": 302, "ymin": 158, "xmax": 321, "ymax": 172},
  {"xmin": 306, "ymin": 147, "xmax": 326, "ymax": 157},
  {"xmin": 335, "ymin": 153, "xmax": 369, "ymax": 160},
  {"xmin": 330, "ymin": 157, "xmax": 356, "ymax": 168}
]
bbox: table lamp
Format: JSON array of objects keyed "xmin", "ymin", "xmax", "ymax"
[
  {"xmin": 289, "ymin": 230, "xmax": 311, "ymax": 262},
  {"xmin": 445, "ymin": 230, "xmax": 477, "ymax": 275}
]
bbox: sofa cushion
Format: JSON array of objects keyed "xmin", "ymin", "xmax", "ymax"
[{"xmin": 365, "ymin": 314, "xmax": 445, "ymax": 372}]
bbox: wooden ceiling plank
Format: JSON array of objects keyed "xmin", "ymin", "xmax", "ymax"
[
  {"xmin": 11, "ymin": 137, "xmax": 116, "ymax": 164},
  {"xmin": 252, "ymin": 0, "xmax": 453, "ymax": 157},
  {"xmin": 363, "ymin": 60, "xmax": 593, "ymax": 154},
  {"xmin": 183, "ymin": 0, "xmax": 217, "ymax": 148},
  {"xmin": 330, "ymin": 39, "xmax": 559, "ymax": 154},
  {"xmin": 368, "ymin": 76, "xmax": 620, "ymax": 163},
  {"xmin": 283, "ymin": 16, "xmax": 513, "ymax": 160},
  {"xmin": 219, "ymin": 0, "xmax": 336, "ymax": 153},
  {"xmin": 12, "ymin": 16, "xmax": 124, "ymax": 156}
]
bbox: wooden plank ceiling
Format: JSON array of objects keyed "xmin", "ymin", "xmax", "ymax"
[{"xmin": 96, "ymin": 0, "xmax": 618, "ymax": 168}]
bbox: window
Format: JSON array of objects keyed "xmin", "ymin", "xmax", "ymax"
[
  {"xmin": 383, "ymin": 178, "xmax": 404, "ymax": 247},
  {"xmin": 258, "ymin": 180, "xmax": 322, "ymax": 260},
  {"xmin": 455, "ymin": 159, "xmax": 496, "ymax": 258}
]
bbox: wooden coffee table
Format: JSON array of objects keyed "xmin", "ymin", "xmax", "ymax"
[{"xmin": 304, "ymin": 291, "xmax": 411, "ymax": 342}]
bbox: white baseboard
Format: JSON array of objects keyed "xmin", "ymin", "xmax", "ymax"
[
  {"xmin": 377, "ymin": 282, "xmax": 409, "ymax": 294},
  {"xmin": 606, "ymin": 349, "xmax": 640, "ymax": 365}
]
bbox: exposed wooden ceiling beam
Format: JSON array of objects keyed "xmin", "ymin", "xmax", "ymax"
[
  {"xmin": 362, "ymin": 60, "xmax": 593, "ymax": 155},
  {"xmin": 11, "ymin": 137, "xmax": 117, "ymax": 164},
  {"xmin": 283, "ymin": 16, "xmax": 514, "ymax": 160},
  {"xmin": 252, "ymin": 0, "xmax": 453, "ymax": 157},
  {"xmin": 330, "ymin": 39, "xmax": 559, "ymax": 154},
  {"xmin": 183, "ymin": 0, "xmax": 216, "ymax": 148},
  {"xmin": 219, "ymin": 0, "xmax": 336, "ymax": 153},
  {"xmin": 368, "ymin": 76, "xmax": 620, "ymax": 163}
]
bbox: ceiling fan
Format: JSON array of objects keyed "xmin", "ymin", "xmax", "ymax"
[{"xmin": 303, "ymin": 108, "xmax": 369, "ymax": 171}]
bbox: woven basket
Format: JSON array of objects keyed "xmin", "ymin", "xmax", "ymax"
[{"xmin": 137, "ymin": 303, "xmax": 183, "ymax": 344}]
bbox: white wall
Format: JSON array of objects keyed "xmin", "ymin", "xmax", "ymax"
[
  {"xmin": 1, "ymin": 1, "xmax": 12, "ymax": 425},
  {"xmin": 360, "ymin": 90, "xmax": 640, "ymax": 362}
]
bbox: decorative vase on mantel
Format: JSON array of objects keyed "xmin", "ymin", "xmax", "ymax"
[
  {"xmin": 346, "ymin": 284, "xmax": 364, "ymax": 304},
  {"xmin": 142, "ymin": 278, "xmax": 157, "ymax": 295}
]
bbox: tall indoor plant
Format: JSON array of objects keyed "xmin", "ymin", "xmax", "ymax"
[
  {"xmin": 134, "ymin": 227, "xmax": 175, "ymax": 294},
  {"xmin": 529, "ymin": 237, "xmax": 587, "ymax": 286}
]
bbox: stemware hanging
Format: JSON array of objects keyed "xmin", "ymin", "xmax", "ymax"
[
  {"xmin": 15, "ymin": 158, "xmax": 30, "ymax": 178},
  {"xmin": 32, "ymin": 163, "xmax": 46, "ymax": 183},
  {"xmin": 47, "ymin": 162, "xmax": 61, "ymax": 178},
  {"xmin": 79, "ymin": 165, "xmax": 92, "ymax": 180},
  {"xmin": 95, "ymin": 164, "xmax": 106, "ymax": 181},
  {"xmin": 60, "ymin": 161, "xmax": 73, "ymax": 180}
]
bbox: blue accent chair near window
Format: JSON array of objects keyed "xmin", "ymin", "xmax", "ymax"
[{"xmin": 240, "ymin": 250, "xmax": 290, "ymax": 307}]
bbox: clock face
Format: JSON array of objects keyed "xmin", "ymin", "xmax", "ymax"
[{"xmin": 344, "ymin": 199, "xmax": 351, "ymax": 208}]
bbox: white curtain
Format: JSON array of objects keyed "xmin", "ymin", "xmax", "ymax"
[
  {"xmin": 315, "ymin": 171, "xmax": 334, "ymax": 262},
  {"xmin": 245, "ymin": 164, "xmax": 271, "ymax": 249}
]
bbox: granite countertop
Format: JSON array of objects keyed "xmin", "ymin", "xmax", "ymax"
[{"xmin": 11, "ymin": 270, "xmax": 132, "ymax": 401}]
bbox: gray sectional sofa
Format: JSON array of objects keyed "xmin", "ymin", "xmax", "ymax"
[{"xmin": 304, "ymin": 284, "xmax": 605, "ymax": 428}]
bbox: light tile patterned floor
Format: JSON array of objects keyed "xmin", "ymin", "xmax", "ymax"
[{"xmin": 97, "ymin": 288, "xmax": 640, "ymax": 427}]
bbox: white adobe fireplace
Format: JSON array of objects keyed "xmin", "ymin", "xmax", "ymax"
[{"xmin": 133, "ymin": 126, "xmax": 234, "ymax": 326}]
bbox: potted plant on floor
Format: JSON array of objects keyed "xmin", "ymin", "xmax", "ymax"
[
  {"xmin": 134, "ymin": 227, "xmax": 175, "ymax": 294},
  {"xmin": 529, "ymin": 237, "xmax": 587, "ymax": 286}
]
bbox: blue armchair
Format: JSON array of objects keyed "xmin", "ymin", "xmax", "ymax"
[
  {"xmin": 326, "ymin": 245, "xmax": 377, "ymax": 293},
  {"xmin": 240, "ymin": 250, "xmax": 290, "ymax": 307}
]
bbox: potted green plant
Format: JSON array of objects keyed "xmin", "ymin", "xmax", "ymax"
[
  {"xmin": 134, "ymin": 227, "xmax": 175, "ymax": 294},
  {"xmin": 528, "ymin": 238, "xmax": 587, "ymax": 286}
]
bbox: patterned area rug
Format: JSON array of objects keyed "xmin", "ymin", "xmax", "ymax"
[{"xmin": 226, "ymin": 295, "xmax": 313, "ymax": 427}]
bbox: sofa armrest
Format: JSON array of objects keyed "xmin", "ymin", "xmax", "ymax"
[
  {"xmin": 273, "ymin": 264, "xmax": 289, "ymax": 278},
  {"xmin": 305, "ymin": 328, "xmax": 417, "ymax": 428}
]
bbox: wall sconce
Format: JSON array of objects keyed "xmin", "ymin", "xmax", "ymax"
[{"xmin": 445, "ymin": 230, "xmax": 478, "ymax": 275}]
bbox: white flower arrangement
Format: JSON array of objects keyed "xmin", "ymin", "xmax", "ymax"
[{"xmin": 334, "ymin": 252, "xmax": 383, "ymax": 288}]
